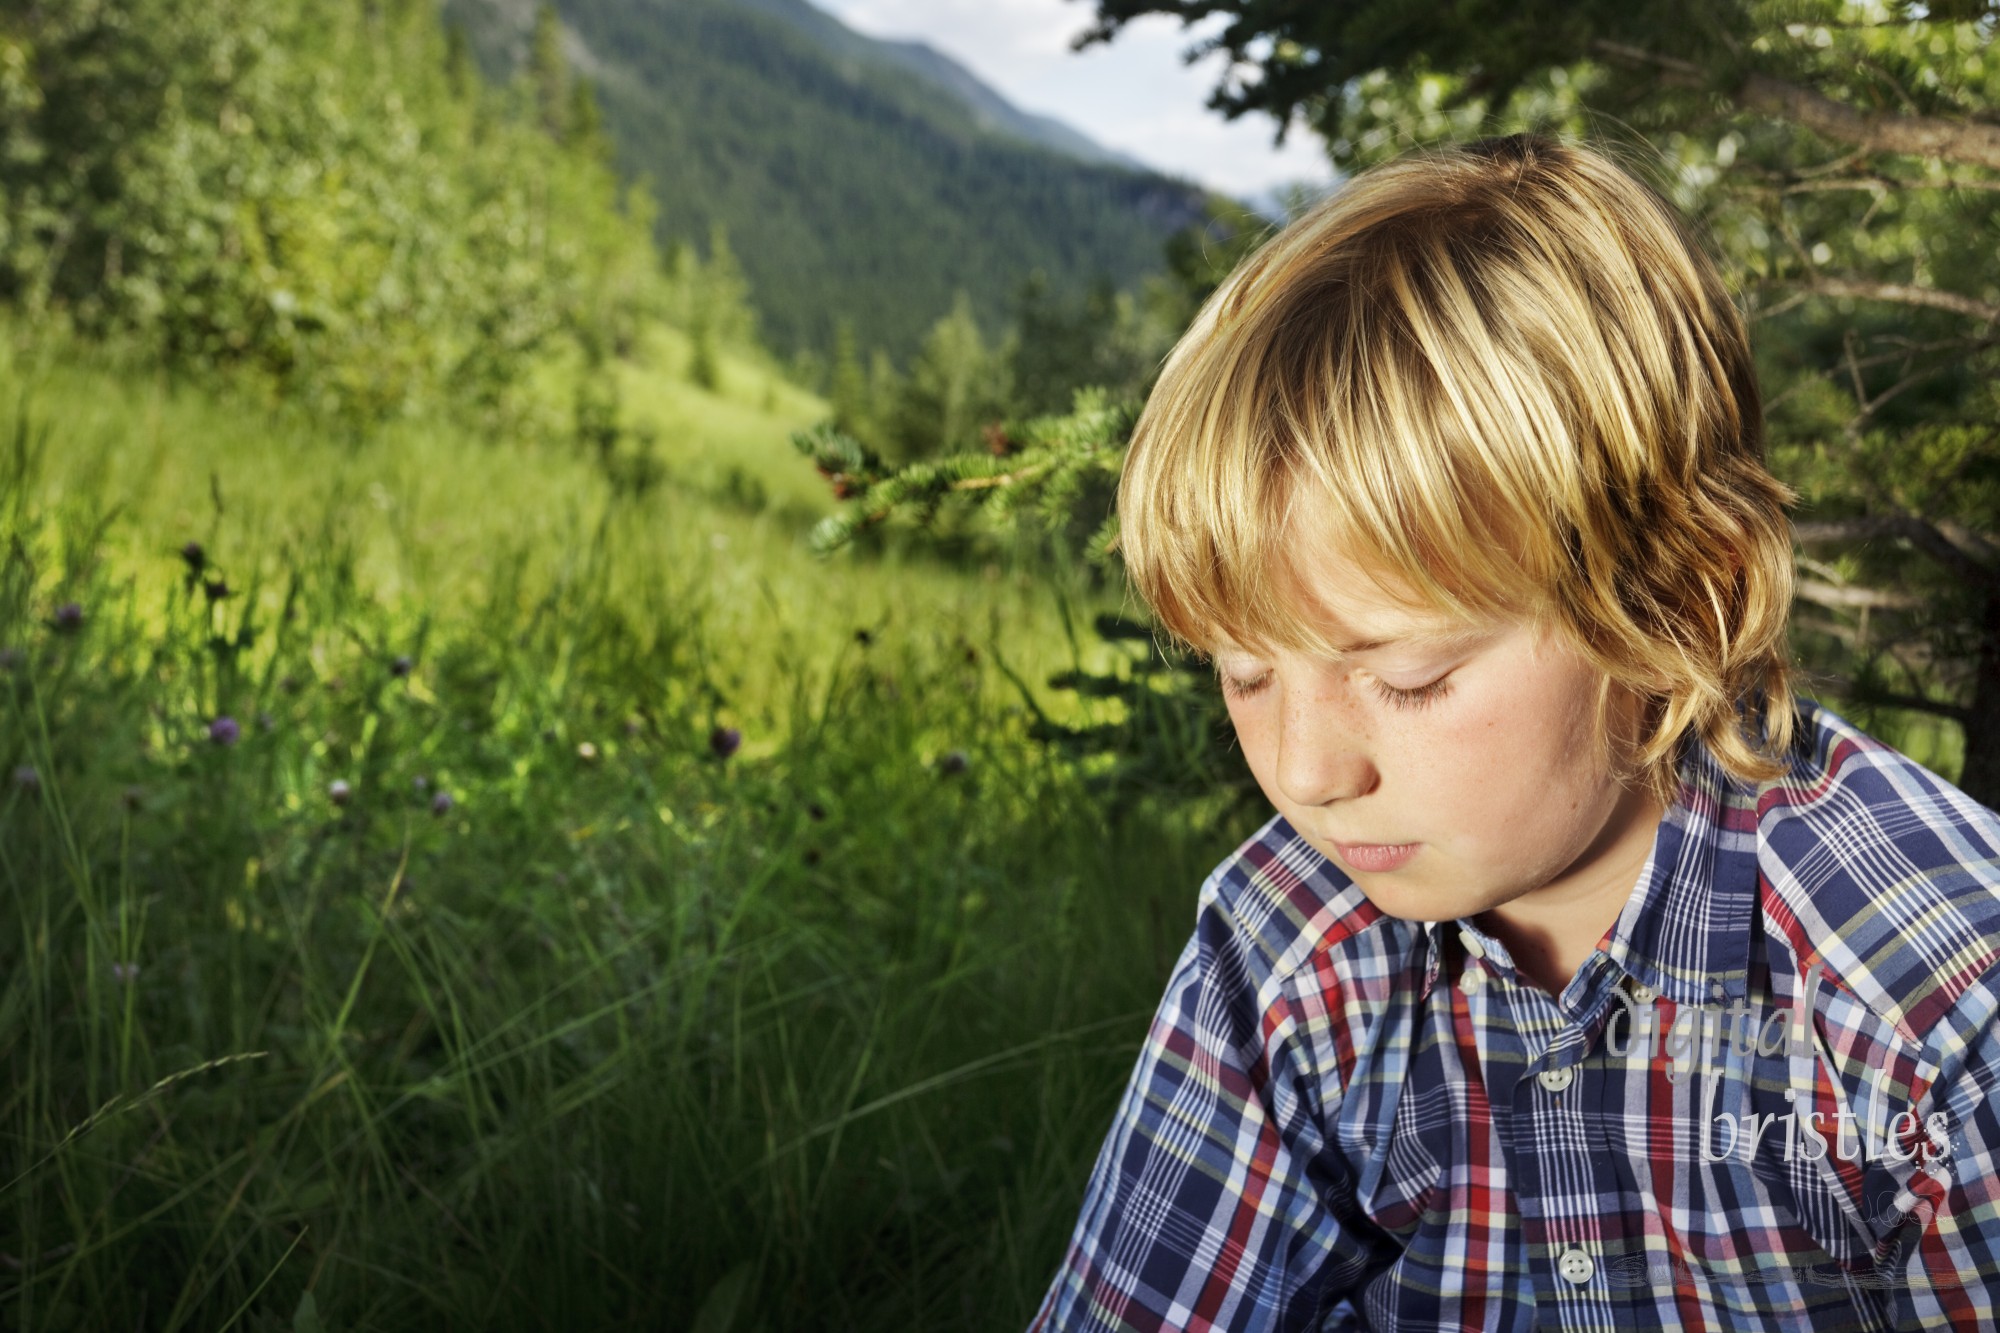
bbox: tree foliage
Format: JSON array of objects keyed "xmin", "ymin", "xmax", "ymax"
[{"xmin": 0, "ymin": 0, "xmax": 683, "ymax": 422}]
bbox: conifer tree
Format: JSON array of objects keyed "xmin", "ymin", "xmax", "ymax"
[
  {"xmin": 529, "ymin": 4, "xmax": 569, "ymax": 141},
  {"xmin": 889, "ymin": 292, "xmax": 1005, "ymax": 461}
]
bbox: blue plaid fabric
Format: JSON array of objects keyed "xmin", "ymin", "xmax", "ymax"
[{"xmin": 1032, "ymin": 701, "xmax": 2000, "ymax": 1330}]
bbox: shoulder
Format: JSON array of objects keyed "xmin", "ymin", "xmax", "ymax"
[
  {"xmin": 1199, "ymin": 812, "xmax": 1425, "ymax": 1003},
  {"xmin": 1755, "ymin": 699, "xmax": 2000, "ymax": 1043}
]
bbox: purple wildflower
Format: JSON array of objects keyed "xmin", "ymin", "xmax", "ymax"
[
  {"xmin": 12, "ymin": 764, "xmax": 39, "ymax": 791},
  {"xmin": 52, "ymin": 603, "xmax": 83, "ymax": 633},
  {"xmin": 328, "ymin": 778, "xmax": 353, "ymax": 806},
  {"xmin": 122, "ymin": 785, "xmax": 145, "ymax": 811},
  {"xmin": 430, "ymin": 790, "xmax": 455, "ymax": 817},
  {"xmin": 0, "ymin": 647, "xmax": 20, "ymax": 671},
  {"xmin": 937, "ymin": 750, "xmax": 969, "ymax": 777},
  {"xmin": 208, "ymin": 716, "xmax": 241, "ymax": 746},
  {"xmin": 203, "ymin": 579, "xmax": 231, "ymax": 602},
  {"xmin": 181, "ymin": 542, "xmax": 206, "ymax": 574},
  {"xmin": 709, "ymin": 726, "xmax": 742, "ymax": 760},
  {"xmin": 390, "ymin": 655, "xmax": 413, "ymax": 678}
]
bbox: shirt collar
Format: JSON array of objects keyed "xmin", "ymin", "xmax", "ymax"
[{"xmin": 1594, "ymin": 735, "xmax": 1761, "ymax": 1006}]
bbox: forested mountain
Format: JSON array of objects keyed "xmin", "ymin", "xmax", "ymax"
[{"xmin": 442, "ymin": 0, "xmax": 1210, "ymax": 359}]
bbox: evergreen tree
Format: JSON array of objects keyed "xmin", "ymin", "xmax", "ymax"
[
  {"xmin": 829, "ymin": 319, "xmax": 871, "ymax": 439},
  {"xmin": 529, "ymin": 4, "xmax": 569, "ymax": 141},
  {"xmin": 888, "ymin": 293, "xmax": 1005, "ymax": 461}
]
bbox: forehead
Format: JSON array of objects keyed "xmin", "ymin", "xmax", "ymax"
[{"xmin": 1207, "ymin": 496, "xmax": 1494, "ymax": 659}]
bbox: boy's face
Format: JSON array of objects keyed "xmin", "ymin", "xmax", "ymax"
[{"xmin": 1213, "ymin": 537, "xmax": 1665, "ymax": 931}]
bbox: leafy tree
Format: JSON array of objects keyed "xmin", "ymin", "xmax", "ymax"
[{"xmin": 0, "ymin": 0, "xmax": 675, "ymax": 423}]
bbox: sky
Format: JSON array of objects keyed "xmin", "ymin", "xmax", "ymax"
[{"xmin": 806, "ymin": 0, "xmax": 1335, "ymax": 201}]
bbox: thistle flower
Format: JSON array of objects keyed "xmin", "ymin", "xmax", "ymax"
[
  {"xmin": 181, "ymin": 542, "xmax": 206, "ymax": 575},
  {"xmin": 390, "ymin": 655, "xmax": 413, "ymax": 678},
  {"xmin": 431, "ymin": 790, "xmax": 455, "ymax": 817},
  {"xmin": 12, "ymin": 764, "xmax": 39, "ymax": 791},
  {"xmin": 52, "ymin": 602, "xmax": 83, "ymax": 633},
  {"xmin": 709, "ymin": 726, "xmax": 742, "ymax": 760},
  {"xmin": 937, "ymin": 750, "xmax": 969, "ymax": 777},
  {"xmin": 208, "ymin": 716, "xmax": 241, "ymax": 746},
  {"xmin": 203, "ymin": 579, "xmax": 231, "ymax": 602},
  {"xmin": 328, "ymin": 778, "xmax": 353, "ymax": 806}
]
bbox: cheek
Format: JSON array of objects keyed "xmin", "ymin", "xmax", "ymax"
[
  {"xmin": 1231, "ymin": 703, "xmax": 1292, "ymax": 804},
  {"xmin": 1413, "ymin": 666, "xmax": 1608, "ymax": 830}
]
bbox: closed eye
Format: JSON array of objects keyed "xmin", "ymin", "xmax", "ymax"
[
  {"xmin": 1373, "ymin": 675, "xmax": 1453, "ymax": 710},
  {"xmin": 1219, "ymin": 670, "xmax": 1270, "ymax": 700}
]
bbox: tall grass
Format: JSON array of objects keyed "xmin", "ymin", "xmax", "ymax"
[{"xmin": 0, "ymin": 343, "xmax": 1244, "ymax": 1329}]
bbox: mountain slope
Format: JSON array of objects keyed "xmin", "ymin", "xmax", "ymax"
[
  {"xmin": 444, "ymin": 0, "xmax": 1207, "ymax": 359},
  {"xmin": 733, "ymin": 0, "xmax": 1144, "ymax": 169}
]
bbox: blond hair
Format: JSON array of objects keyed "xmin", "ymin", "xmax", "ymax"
[{"xmin": 1119, "ymin": 135, "xmax": 1795, "ymax": 799}]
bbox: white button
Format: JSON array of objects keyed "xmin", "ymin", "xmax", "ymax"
[
  {"xmin": 1629, "ymin": 982, "xmax": 1658, "ymax": 1004},
  {"xmin": 1557, "ymin": 1248, "xmax": 1594, "ymax": 1284},
  {"xmin": 1459, "ymin": 968, "xmax": 1484, "ymax": 996},
  {"xmin": 1457, "ymin": 929, "xmax": 1487, "ymax": 959},
  {"xmin": 1538, "ymin": 1067, "xmax": 1574, "ymax": 1093}
]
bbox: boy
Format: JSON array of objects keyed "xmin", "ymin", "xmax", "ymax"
[{"xmin": 1030, "ymin": 136, "xmax": 2000, "ymax": 1330}]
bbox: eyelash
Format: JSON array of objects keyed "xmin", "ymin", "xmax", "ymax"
[{"xmin": 1218, "ymin": 672, "xmax": 1455, "ymax": 711}]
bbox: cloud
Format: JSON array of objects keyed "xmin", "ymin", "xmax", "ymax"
[{"xmin": 810, "ymin": 0, "xmax": 1332, "ymax": 197}]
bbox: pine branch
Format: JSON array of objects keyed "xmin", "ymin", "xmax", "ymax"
[
  {"xmin": 1794, "ymin": 515, "xmax": 2000, "ymax": 587},
  {"xmin": 1588, "ymin": 39, "xmax": 2000, "ymax": 170},
  {"xmin": 1809, "ymin": 674, "xmax": 1971, "ymax": 723},
  {"xmin": 1793, "ymin": 277, "xmax": 2000, "ymax": 325},
  {"xmin": 1793, "ymin": 579, "xmax": 1920, "ymax": 611}
]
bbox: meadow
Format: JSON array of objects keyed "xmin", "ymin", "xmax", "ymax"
[{"xmin": 0, "ymin": 329, "xmax": 1247, "ymax": 1331}]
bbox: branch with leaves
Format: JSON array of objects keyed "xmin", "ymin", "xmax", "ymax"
[{"xmin": 793, "ymin": 390, "xmax": 1133, "ymax": 565}]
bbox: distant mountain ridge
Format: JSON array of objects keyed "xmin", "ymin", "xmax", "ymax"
[
  {"xmin": 443, "ymin": 0, "xmax": 1208, "ymax": 358},
  {"xmin": 741, "ymin": 0, "xmax": 1147, "ymax": 170}
]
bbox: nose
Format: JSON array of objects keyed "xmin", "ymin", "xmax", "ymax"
[{"xmin": 1272, "ymin": 673, "xmax": 1379, "ymax": 808}]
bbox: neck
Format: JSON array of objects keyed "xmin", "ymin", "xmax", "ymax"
[{"xmin": 1478, "ymin": 786, "xmax": 1665, "ymax": 995}]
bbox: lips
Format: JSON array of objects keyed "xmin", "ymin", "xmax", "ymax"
[{"xmin": 1333, "ymin": 841, "xmax": 1421, "ymax": 873}]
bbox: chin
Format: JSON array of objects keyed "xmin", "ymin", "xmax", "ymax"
[{"xmin": 1343, "ymin": 874, "xmax": 1484, "ymax": 925}]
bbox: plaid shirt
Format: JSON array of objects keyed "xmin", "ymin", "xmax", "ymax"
[{"xmin": 1032, "ymin": 702, "xmax": 2000, "ymax": 1331}]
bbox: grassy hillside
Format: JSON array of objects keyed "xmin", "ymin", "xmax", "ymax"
[
  {"xmin": 0, "ymin": 329, "xmax": 1243, "ymax": 1329},
  {"xmin": 445, "ymin": 0, "xmax": 1209, "ymax": 358}
]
